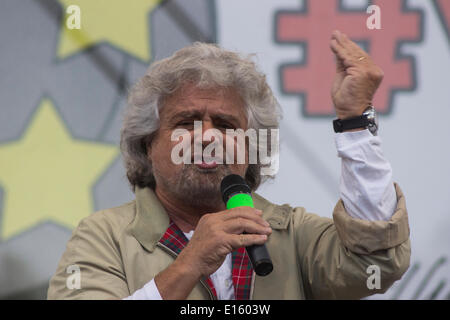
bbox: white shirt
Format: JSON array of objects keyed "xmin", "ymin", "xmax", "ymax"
[
  {"xmin": 124, "ymin": 129, "xmax": 397, "ymax": 300},
  {"xmin": 184, "ymin": 231, "xmax": 235, "ymax": 300}
]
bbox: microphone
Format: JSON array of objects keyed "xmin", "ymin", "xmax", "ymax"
[{"xmin": 220, "ymin": 174, "xmax": 273, "ymax": 276}]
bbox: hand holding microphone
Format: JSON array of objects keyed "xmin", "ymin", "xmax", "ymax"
[
  {"xmin": 176, "ymin": 175, "xmax": 272, "ymax": 280},
  {"xmin": 220, "ymin": 174, "xmax": 273, "ymax": 276}
]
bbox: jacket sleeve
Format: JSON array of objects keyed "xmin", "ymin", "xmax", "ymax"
[
  {"xmin": 47, "ymin": 211, "xmax": 129, "ymax": 300},
  {"xmin": 295, "ymin": 183, "xmax": 410, "ymax": 299}
]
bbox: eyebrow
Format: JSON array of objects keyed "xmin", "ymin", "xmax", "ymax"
[
  {"xmin": 170, "ymin": 110, "xmax": 242, "ymax": 127},
  {"xmin": 170, "ymin": 110, "xmax": 204, "ymax": 122},
  {"xmin": 213, "ymin": 113, "xmax": 241, "ymax": 126}
]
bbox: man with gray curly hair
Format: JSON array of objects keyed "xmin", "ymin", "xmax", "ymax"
[
  {"xmin": 48, "ymin": 31, "xmax": 410, "ymax": 300},
  {"xmin": 121, "ymin": 41, "xmax": 281, "ymax": 200}
]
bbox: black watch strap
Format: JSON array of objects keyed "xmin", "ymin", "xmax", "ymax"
[{"xmin": 333, "ymin": 115, "xmax": 370, "ymax": 133}]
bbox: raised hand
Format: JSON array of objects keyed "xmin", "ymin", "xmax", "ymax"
[{"xmin": 330, "ymin": 30, "xmax": 384, "ymax": 119}]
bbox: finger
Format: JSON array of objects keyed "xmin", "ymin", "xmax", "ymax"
[
  {"xmin": 224, "ymin": 207, "xmax": 270, "ymax": 227},
  {"xmin": 332, "ymin": 29, "xmax": 356, "ymax": 52},
  {"xmin": 222, "ymin": 217, "xmax": 272, "ymax": 235},
  {"xmin": 331, "ymin": 30, "xmax": 344, "ymax": 45},
  {"xmin": 332, "ymin": 30, "xmax": 370, "ymax": 61},
  {"xmin": 220, "ymin": 206, "xmax": 262, "ymax": 216},
  {"xmin": 330, "ymin": 39, "xmax": 356, "ymax": 68},
  {"xmin": 346, "ymin": 38, "xmax": 367, "ymax": 57},
  {"xmin": 330, "ymin": 39, "xmax": 341, "ymax": 55},
  {"xmin": 336, "ymin": 31, "xmax": 359, "ymax": 51},
  {"xmin": 330, "ymin": 36, "xmax": 348, "ymax": 59},
  {"xmin": 332, "ymin": 39, "xmax": 371, "ymax": 68},
  {"xmin": 330, "ymin": 39, "xmax": 346, "ymax": 72},
  {"xmin": 229, "ymin": 233, "xmax": 268, "ymax": 249},
  {"xmin": 339, "ymin": 34, "xmax": 371, "ymax": 62}
]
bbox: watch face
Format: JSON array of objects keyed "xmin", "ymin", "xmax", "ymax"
[{"xmin": 363, "ymin": 107, "xmax": 378, "ymax": 135}]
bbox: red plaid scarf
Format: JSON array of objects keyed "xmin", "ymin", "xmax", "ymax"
[{"xmin": 158, "ymin": 221, "xmax": 254, "ymax": 300}]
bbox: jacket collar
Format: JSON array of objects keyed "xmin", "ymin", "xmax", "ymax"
[{"xmin": 130, "ymin": 187, "xmax": 170, "ymax": 253}]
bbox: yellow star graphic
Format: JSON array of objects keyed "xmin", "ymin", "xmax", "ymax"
[
  {"xmin": 57, "ymin": 0, "xmax": 162, "ymax": 61},
  {"xmin": 0, "ymin": 98, "xmax": 119, "ymax": 239}
]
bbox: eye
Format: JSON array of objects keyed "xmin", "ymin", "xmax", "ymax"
[
  {"xmin": 176, "ymin": 121, "xmax": 194, "ymax": 128},
  {"xmin": 218, "ymin": 122, "xmax": 235, "ymax": 130}
]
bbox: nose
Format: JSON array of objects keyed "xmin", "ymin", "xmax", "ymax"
[
  {"xmin": 199, "ymin": 120, "xmax": 219, "ymax": 147},
  {"xmin": 194, "ymin": 121, "xmax": 225, "ymax": 163},
  {"xmin": 201, "ymin": 120, "xmax": 214, "ymax": 133}
]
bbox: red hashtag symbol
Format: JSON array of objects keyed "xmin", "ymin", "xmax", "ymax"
[{"xmin": 275, "ymin": 0, "xmax": 422, "ymax": 116}]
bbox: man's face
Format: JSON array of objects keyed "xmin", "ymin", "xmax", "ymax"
[{"xmin": 148, "ymin": 83, "xmax": 249, "ymax": 207}]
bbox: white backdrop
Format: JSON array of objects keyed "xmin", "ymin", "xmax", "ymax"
[{"xmin": 217, "ymin": 0, "xmax": 450, "ymax": 299}]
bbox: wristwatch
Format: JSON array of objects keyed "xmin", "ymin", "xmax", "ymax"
[{"xmin": 333, "ymin": 106, "xmax": 378, "ymax": 135}]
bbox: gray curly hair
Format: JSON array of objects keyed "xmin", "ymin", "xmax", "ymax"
[{"xmin": 120, "ymin": 42, "xmax": 282, "ymax": 192}]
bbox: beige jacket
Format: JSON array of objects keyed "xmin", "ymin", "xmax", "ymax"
[{"xmin": 47, "ymin": 183, "xmax": 410, "ymax": 300}]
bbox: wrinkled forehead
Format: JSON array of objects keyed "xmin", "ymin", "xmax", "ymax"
[{"xmin": 159, "ymin": 83, "xmax": 248, "ymax": 127}]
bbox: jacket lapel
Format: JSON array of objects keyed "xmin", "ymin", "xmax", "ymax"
[{"xmin": 129, "ymin": 187, "xmax": 170, "ymax": 253}]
